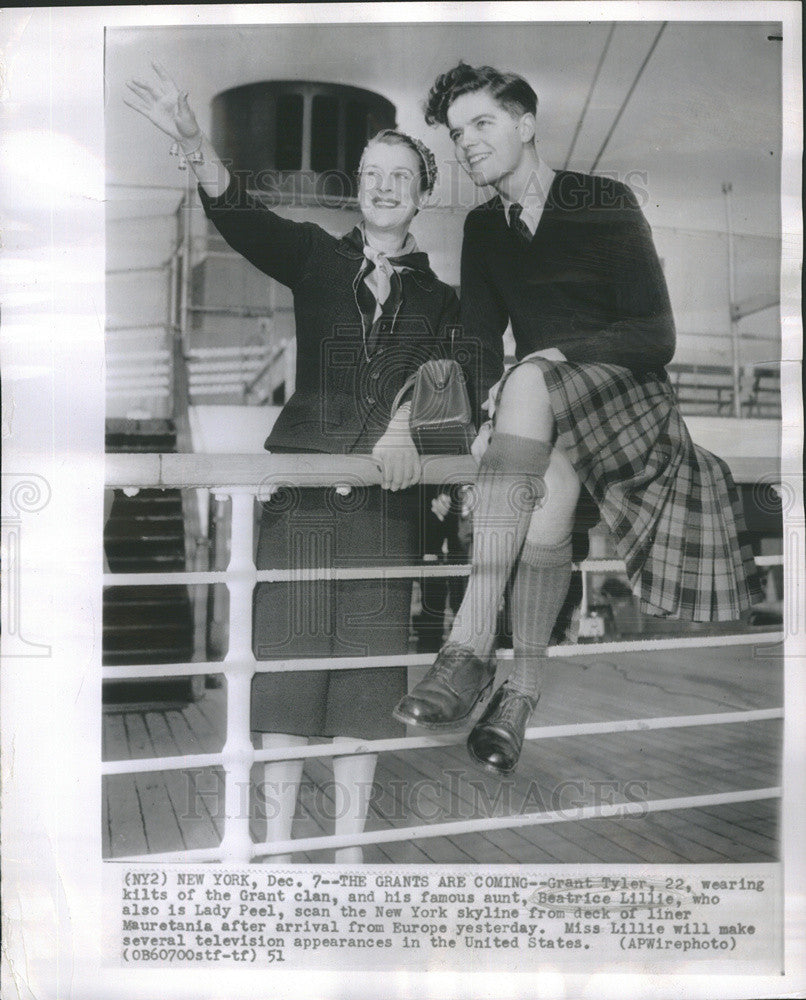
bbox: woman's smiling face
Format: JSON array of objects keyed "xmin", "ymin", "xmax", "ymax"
[{"xmin": 358, "ymin": 141, "xmax": 423, "ymax": 234}]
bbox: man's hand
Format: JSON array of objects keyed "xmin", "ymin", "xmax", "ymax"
[{"xmin": 372, "ymin": 406, "xmax": 421, "ymax": 491}]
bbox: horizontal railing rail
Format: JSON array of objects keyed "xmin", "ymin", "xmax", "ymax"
[
  {"xmin": 106, "ymin": 451, "xmax": 775, "ymax": 490},
  {"xmin": 102, "ymin": 454, "xmax": 784, "ymax": 863}
]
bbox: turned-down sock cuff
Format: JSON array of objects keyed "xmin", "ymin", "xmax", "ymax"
[
  {"xmin": 479, "ymin": 431, "xmax": 552, "ymax": 476},
  {"xmin": 519, "ymin": 534, "xmax": 573, "ymax": 568}
]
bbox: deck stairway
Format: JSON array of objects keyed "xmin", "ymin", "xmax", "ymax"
[{"xmin": 104, "ymin": 418, "xmax": 201, "ymax": 700}]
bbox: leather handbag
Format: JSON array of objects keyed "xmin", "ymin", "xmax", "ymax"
[{"xmin": 392, "ymin": 358, "xmax": 475, "ymax": 455}]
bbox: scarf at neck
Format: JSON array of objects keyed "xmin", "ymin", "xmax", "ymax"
[
  {"xmin": 343, "ymin": 225, "xmax": 434, "ymax": 347},
  {"xmin": 344, "ymin": 223, "xmax": 432, "ymax": 308}
]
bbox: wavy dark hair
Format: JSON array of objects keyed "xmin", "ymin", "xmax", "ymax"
[{"xmin": 424, "ymin": 61, "xmax": 538, "ymax": 127}]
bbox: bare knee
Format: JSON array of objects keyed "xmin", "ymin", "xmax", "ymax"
[
  {"xmin": 525, "ymin": 449, "xmax": 580, "ymax": 545},
  {"xmin": 546, "ymin": 448, "xmax": 580, "ymax": 502},
  {"xmin": 499, "ymin": 364, "xmax": 550, "ymax": 411},
  {"xmin": 496, "ymin": 365, "xmax": 553, "ymax": 439}
]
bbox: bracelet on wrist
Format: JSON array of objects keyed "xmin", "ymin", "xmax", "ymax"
[{"xmin": 169, "ymin": 133, "xmax": 204, "ymax": 170}]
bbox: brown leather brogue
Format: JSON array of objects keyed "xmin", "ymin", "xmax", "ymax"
[
  {"xmin": 392, "ymin": 644, "xmax": 496, "ymax": 731},
  {"xmin": 466, "ymin": 683, "xmax": 537, "ymax": 774}
]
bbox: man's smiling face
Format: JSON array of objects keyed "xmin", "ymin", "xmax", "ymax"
[{"xmin": 447, "ymin": 88, "xmax": 531, "ymax": 188}]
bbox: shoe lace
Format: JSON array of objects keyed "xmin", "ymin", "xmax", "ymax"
[
  {"xmin": 496, "ymin": 684, "xmax": 538, "ymax": 725},
  {"xmin": 428, "ymin": 644, "xmax": 479, "ymax": 685}
]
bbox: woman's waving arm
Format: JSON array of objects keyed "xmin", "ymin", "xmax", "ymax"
[
  {"xmin": 124, "ymin": 62, "xmax": 230, "ymax": 197},
  {"xmin": 125, "ymin": 62, "xmax": 315, "ymax": 287}
]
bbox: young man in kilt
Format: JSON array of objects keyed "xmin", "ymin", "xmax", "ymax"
[{"xmin": 393, "ymin": 62, "xmax": 762, "ymax": 775}]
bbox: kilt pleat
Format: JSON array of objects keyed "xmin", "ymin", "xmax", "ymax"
[{"xmin": 508, "ymin": 358, "xmax": 763, "ymax": 621}]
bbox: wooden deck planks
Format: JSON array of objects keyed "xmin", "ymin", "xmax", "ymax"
[
  {"xmin": 381, "ymin": 745, "xmax": 533, "ymax": 864},
  {"xmin": 102, "ymin": 645, "xmax": 783, "ymax": 862},
  {"xmin": 182, "ymin": 699, "xmax": 226, "ymax": 753},
  {"xmin": 105, "ymin": 775, "xmax": 149, "ymax": 858},
  {"xmin": 538, "ymin": 644, "xmax": 781, "ymax": 722},
  {"xmin": 144, "ymin": 711, "xmax": 222, "ymax": 851},
  {"xmin": 143, "ymin": 709, "xmax": 183, "ymax": 757}
]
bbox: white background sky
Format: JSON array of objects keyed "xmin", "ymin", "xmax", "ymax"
[{"xmin": 103, "ymin": 20, "xmax": 783, "ymax": 235}]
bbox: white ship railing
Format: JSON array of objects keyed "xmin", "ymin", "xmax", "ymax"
[{"xmin": 103, "ymin": 453, "xmax": 784, "ymax": 863}]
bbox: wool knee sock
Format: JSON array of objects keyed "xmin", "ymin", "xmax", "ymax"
[
  {"xmin": 448, "ymin": 432, "xmax": 552, "ymax": 657},
  {"xmin": 508, "ymin": 535, "xmax": 573, "ymax": 702}
]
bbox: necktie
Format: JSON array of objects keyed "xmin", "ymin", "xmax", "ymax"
[{"xmin": 508, "ymin": 202, "xmax": 532, "ymax": 244}]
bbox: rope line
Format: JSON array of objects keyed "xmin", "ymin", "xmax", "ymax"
[
  {"xmin": 101, "ymin": 706, "xmax": 782, "ymax": 776},
  {"xmin": 590, "ymin": 21, "xmax": 668, "ymax": 171},
  {"xmin": 563, "ymin": 23, "xmax": 617, "ymax": 169}
]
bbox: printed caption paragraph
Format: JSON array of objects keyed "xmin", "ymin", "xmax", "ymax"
[{"xmin": 105, "ymin": 864, "xmax": 781, "ymax": 973}]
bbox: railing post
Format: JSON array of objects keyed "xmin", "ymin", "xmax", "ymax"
[
  {"xmin": 284, "ymin": 337, "xmax": 296, "ymax": 396},
  {"xmin": 580, "ymin": 565, "xmax": 589, "ymax": 618},
  {"xmin": 217, "ymin": 489, "xmax": 257, "ymax": 864},
  {"xmin": 722, "ymin": 181, "xmax": 742, "ymax": 418},
  {"xmin": 168, "ymin": 252, "xmax": 178, "ymax": 335},
  {"xmin": 180, "ymin": 182, "xmax": 192, "ymax": 354},
  {"xmin": 207, "ymin": 494, "xmax": 231, "ymax": 658}
]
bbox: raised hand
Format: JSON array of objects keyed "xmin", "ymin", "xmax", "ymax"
[{"xmin": 124, "ymin": 61, "xmax": 201, "ymax": 144}]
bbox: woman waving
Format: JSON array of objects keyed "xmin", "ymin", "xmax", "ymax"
[{"xmin": 126, "ymin": 63, "xmax": 463, "ymax": 862}]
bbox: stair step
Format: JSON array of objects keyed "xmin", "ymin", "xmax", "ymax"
[
  {"xmin": 106, "ymin": 538, "xmax": 186, "ymax": 556},
  {"xmin": 104, "ymin": 603, "xmax": 192, "ymax": 628},
  {"xmin": 104, "ymin": 584, "xmax": 194, "ymax": 603},
  {"xmin": 106, "ymin": 417, "xmax": 176, "ymax": 434},
  {"xmin": 105, "ymin": 419, "xmax": 176, "ymax": 448},
  {"xmin": 105, "ymin": 523, "xmax": 186, "ymax": 542},
  {"xmin": 108, "ymin": 488, "xmax": 184, "ymax": 506},
  {"xmin": 108, "ymin": 508, "xmax": 185, "ymax": 522},
  {"xmin": 106, "ymin": 437, "xmax": 178, "ymax": 453},
  {"xmin": 106, "ymin": 560, "xmax": 187, "ymax": 575},
  {"xmin": 105, "ymin": 524, "xmax": 184, "ymax": 539},
  {"xmin": 107, "ymin": 508, "xmax": 184, "ymax": 523},
  {"xmin": 104, "ymin": 622, "xmax": 194, "ymax": 650},
  {"xmin": 103, "ymin": 450, "xmax": 196, "ymax": 671},
  {"xmin": 103, "ymin": 646, "xmax": 195, "ymax": 666}
]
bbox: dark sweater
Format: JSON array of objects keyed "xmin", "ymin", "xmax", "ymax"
[
  {"xmin": 461, "ymin": 170, "xmax": 676, "ymax": 400},
  {"xmin": 199, "ymin": 176, "xmax": 465, "ymax": 453}
]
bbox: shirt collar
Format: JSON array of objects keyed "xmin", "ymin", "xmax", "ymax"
[{"xmin": 500, "ymin": 160, "xmax": 557, "ymax": 236}]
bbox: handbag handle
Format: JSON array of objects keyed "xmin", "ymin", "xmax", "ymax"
[
  {"xmin": 390, "ymin": 372, "xmax": 418, "ymax": 419},
  {"xmin": 390, "ymin": 336, "xmax": 462, "ymax": 417}
]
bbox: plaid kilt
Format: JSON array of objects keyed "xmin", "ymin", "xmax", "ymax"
[{"xmin": 502, "ymin": 358, "xmax": 763, "ymax": 621}]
